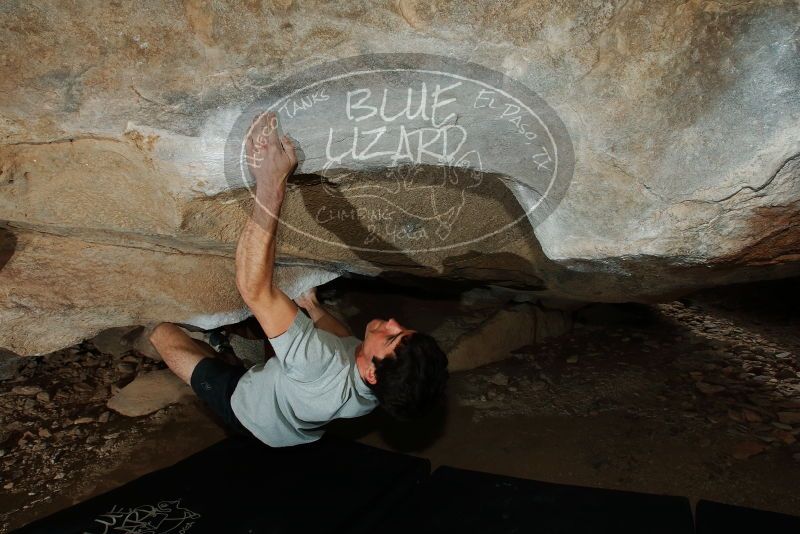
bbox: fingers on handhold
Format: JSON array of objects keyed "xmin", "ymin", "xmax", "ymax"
[
  {"xmin": 281, "ymin": 135, "xmax": 297, "ymax": 162},
  {"xmin": 247, "ymin": 116, "xmax": 261, "ymax": 150},
  {"xmin": 251, "ymin": 113, "xmax": 265, "ymax": 137},
  {"xmin": 247, "ymin": 112, "xmax": 266, "ymax": 143},
  {"xmin": 248, "ymin": 111, "xmax": 292, "ymax": 160},
  {"xmin": 266, "ymin": 112, "xmax": 280, "ymax": 144}
]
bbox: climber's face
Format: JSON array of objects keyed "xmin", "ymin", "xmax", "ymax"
[{"xmin": 363, "ymin": 318, "xmax": 415, "ymax": 361}]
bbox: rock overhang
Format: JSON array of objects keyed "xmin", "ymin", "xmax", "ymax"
[{"xmin": 1, "ymin": 0, "xmax": 799, "ymax": 355}]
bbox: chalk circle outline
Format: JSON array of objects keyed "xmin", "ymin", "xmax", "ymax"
[{"xmin": 225, "ymin": 53, "xmax": 574, "ymax": 254}]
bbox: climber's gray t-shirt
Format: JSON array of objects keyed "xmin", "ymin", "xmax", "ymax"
[{"xmin": 230, "ymin": 310, "xmax": 379, "ymax": 447}]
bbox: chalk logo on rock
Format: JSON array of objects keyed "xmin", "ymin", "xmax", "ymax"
[
  {"xmin": 225, "ymin": 54, "xmax": 574, "ymax": 254},
  {"xmin": 88, "ymin": 499, "xmax": 200, "ymax": 533}
]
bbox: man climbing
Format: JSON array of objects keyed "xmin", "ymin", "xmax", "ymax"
[{"xmin": 149, "ymin": 111, "xmax": 449, "ymax": 447}]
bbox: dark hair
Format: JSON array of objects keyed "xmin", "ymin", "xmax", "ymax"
[{"xmin": 369, "ymin": 332, "xmax": 449, "ymax": 420}]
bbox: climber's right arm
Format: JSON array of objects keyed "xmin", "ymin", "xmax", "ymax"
[{"xmin": 235, "ymin": 111, "xmax": 299, "ymax": 338}]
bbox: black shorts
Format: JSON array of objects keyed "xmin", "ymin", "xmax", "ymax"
[{"xmin": 190, "ymin": 358, "xmax": 252, "ymax": 437}]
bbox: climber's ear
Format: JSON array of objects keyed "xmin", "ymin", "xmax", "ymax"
[{"xmin": 365, "ymin": 358, "xmax": 378, "ymax": 385}]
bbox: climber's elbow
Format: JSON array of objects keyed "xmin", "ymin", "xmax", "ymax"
[{"xmin": 236, "ymin": 274, "xmax": 269, "ymax": 305}]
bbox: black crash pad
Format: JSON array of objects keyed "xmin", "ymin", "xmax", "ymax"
[
  {"xmin": 14, "ymin": 436, "xmax": 430, "ymax": 534},
  {"xmin": 382, "ymin": 466, "xmax": 694, "ymax": 534},
  {"xmin": 696, "ymin": 499, "xmax": 800, "ymax": 533}
]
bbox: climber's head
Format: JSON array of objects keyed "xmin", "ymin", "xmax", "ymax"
[{"xmin": 358, "ymin": 318, "xmax": 449, "ymax": 420}]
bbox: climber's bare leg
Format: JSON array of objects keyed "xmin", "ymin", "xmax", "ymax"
[{"xmin": 149, "ymin": 322, "xmax": 216, "ymax": 385}]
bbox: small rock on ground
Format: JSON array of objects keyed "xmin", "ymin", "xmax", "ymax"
[{"xmin": 107, "ymin": 370, "xmax": 193, "ymax": 417}]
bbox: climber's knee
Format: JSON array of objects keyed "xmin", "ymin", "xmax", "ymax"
[{"xmin": 149, "ymin": 322, "xmax": 179, "ymax": 355}]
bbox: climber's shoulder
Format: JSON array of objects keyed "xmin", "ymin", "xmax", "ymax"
[{"xmin": 247, "ymin": 286, "xmax": 300, "ymax": 339}]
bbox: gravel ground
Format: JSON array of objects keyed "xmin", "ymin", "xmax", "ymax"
[
  {"xmin": 2, "ymin": 278, "xmax": 800, "ymax": 531},
  {"xmin": 0, "ymin": 343, "xmax": 189, "ymax": 532}
]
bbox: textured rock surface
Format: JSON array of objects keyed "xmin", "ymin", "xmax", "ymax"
[
  {"xmin": 106, "ymin": 369, "xmax": 193, "ymax": 417},
  {"xmin": 1, "ymin": 0, "xmax": 799, "ymax": 354},
  {"xmin": 90, "ymin": 325, "xmax": 163, "ymax": 360},
  {"xmin": 448, "ymin": 303, "xmax": 571, "ymax": 371},
  {"xmin": 0, "ymin": 229, "xmax": 336, "ymax": 355}
]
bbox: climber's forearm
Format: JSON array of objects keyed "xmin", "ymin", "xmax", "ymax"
[
  {"xmin": 235, "ymin": 192, "xmax": 299, "ymax": 339},
  {"xmin": 307, "ymin": 304, "xmax": 352, "ymax": 337},
  {"xmin": 234, "ymin": 110, "xmax": 299, "ymax": 338},
  {"xmin": 235, "ymin": 191, "xmax": 284, "ymax": 303}
]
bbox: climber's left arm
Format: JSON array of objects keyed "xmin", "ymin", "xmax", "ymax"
[
  {"xmin": 235, "ymin": 111, "xmax": 299, "ymax": 338},
  {"xmin": 295, "ymin": 288, "xmax": 353, "ymax": 338}
]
